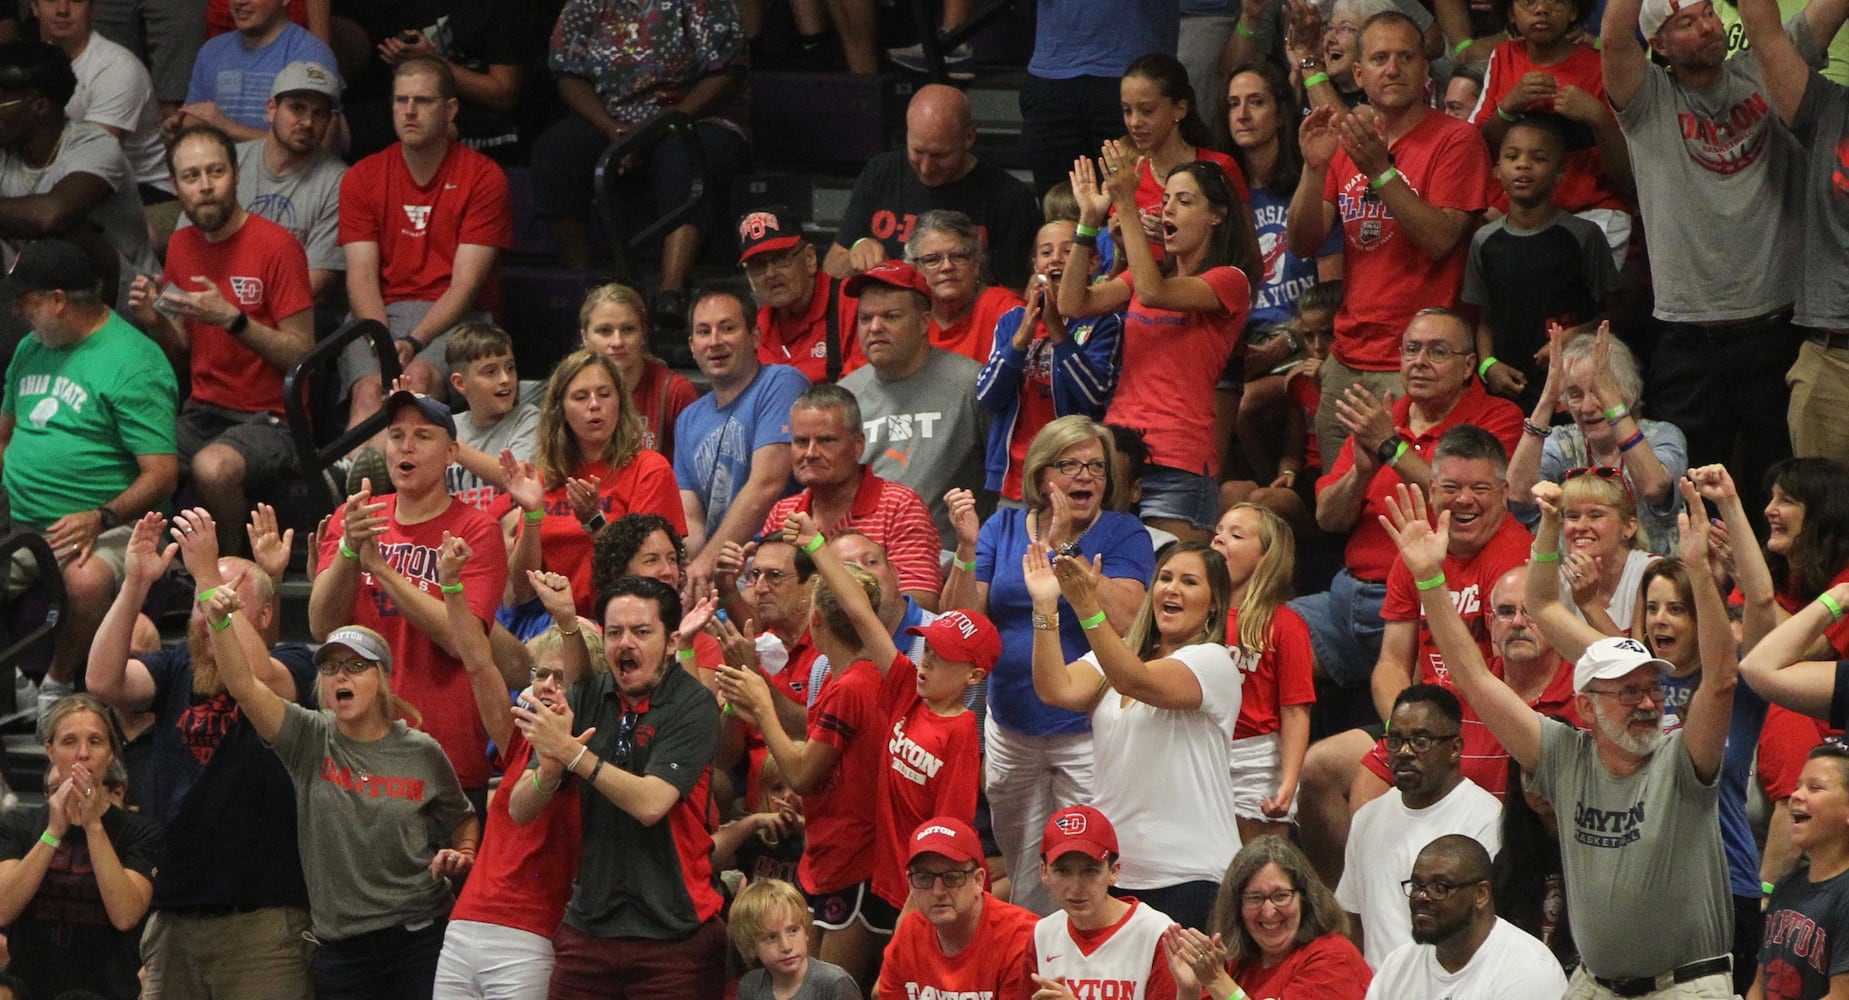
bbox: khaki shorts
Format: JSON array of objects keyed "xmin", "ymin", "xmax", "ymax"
[{"xmin": 5, "ymin": 522, "xmax": 132, "ymax": 598}]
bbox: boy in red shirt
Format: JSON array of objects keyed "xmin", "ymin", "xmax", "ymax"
[{"xmin": 880, "ymin": 818, "xmax": 1037, "ymax": 1000}]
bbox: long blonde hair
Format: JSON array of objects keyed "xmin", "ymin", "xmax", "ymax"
[
  {"xmin": 1122, "ymin": 543, "xmax": 1233, "ymax": 658},
  {"xmin": 1225, "ymin": 503, "xmax": 1296, "ymax": 654}
]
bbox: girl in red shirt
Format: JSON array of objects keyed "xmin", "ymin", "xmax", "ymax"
[
  {"xmin": 578, "ymin": 283, "xmax": 699, "ymax": 457},
  {"xmin": 1120, "ymin": 54, "xmax": 1250, "ymax": 259},
  {"xmin": 1060, "ymin": 141, "xmax": 1261, "ymax": 540}
]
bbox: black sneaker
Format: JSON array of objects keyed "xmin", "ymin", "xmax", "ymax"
[
  {"xmin": 346, "ymin": 446, "xmax": 393, "ymax": 496},
  {"xmin": 652, "ymin": 288, "xmax": 690, "ymax": 334}
]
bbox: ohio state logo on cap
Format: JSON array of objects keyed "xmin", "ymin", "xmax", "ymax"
[{"xmin": 738, "ymin": 211, "xmax": 785, "ymax": 242}]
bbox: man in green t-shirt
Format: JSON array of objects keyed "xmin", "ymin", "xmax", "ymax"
[{"xmin": 0, "ymin": 238, "xmax": 177, "ymax": 715}]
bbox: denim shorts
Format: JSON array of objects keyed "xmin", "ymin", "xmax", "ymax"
[{"xmin": 1138, "ymin": 464, "xmax": 1219, "ymax": 531}]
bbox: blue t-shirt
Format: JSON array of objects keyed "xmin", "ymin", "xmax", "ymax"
[
  {"xmin": 672, "ymin": 364, "xmax": 808, "ymax": 539},
  {"xmin": 1662, "ymin": 670, "xmax": 1767, "ymax": 898},
  {"xmin": 186, "ymin": 24, "xmax": 342, "ymax": 130},
  {"xmin": 1249, "ymin": 185, "xmax": 1339, "ymax": 331},
  {"xmin": 977, "ymin": 507, "xmax": 1155, "ymax": 736},
  {"xmin": 1029, "ymin": 0, "xmax": 1178, "ymax": 79}
]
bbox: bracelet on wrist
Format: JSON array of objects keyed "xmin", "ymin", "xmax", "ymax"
[
  {"xmin": 557, "ymin": 622, "xmax": 579, "ymax": 636},
  {"xmin": 1477, "ymin": 355, "xmax": 1500, "ymax": 378},
  {"xmin": 1522, "ymin": 419, "xmax": 1551, "ymax": 439},
  {"xmin": 1072, "ymin": 232, "xmax": 1098, "ymax": 250},
  {"xmin": 801, "ymin": 533, "xmax": 825, "ymax": 555},
  {"xmin": 1032, "ymin": 612, "xmax": 1058, "ymax": 631},
  {"xmin": 566, "ymin": 745, "xmax": 589, "ymax": 774},
  {"xmin": 1414, "ymin": 572, "xmax": 1448, "ymax": 592},
  {"xmin": 439, "ymin": 582, "xmax": 464, "ymax": 595},
  {"xmin": 1453, "ymin": 38, "xmax": 1473, "ymax": 56},
  {"xmin": 1074, "ymin": 223, "xmax": 1100, "ymax": 238},
  {"xmin": 1618, "ymin": 429, "xmax": 1647, "ymax": 452},
  {"xmin": 1603, "ymin": 404, "xmax": 1631, "ymax": 424},
  {"xmin": 1387, "ymin": 440, "xmax": 1410, "ymax": 466},
  {"xmin": 1079, "ymin": 609, "xmax": 1108, "ymax": 630},
  {"xmin": 39, "ymin": 831, "xmax": 60, "ymax": 848},
  {"xmin": 1236, "ymin": 20, "xmax": 1256, "ymax": 37},
  {"xmin": 1302, "ymin": 71, "xmax": 1331, "ymax": 88},
  {"xmin": 588, "ymin": 758, "xmax": 606, "ymax": 784},
  {"xmin": 522, "ymin": 508, "xmax": 545, "ymax": 524},
  {"xmin": 1532, "ymin": 549, "xmax": 1561, "ymax": 563},
  {"xmin": 338, "ymin": 539, "xmax": 360, "ymax": 560},
  {"xmin": 1820, "ymin": 593, "xmax": 1846, "ymax": 623},
  {"xmin": 1369, "ymin": 166, "xmax": 1401, "ymax": 190},
  {"xmin": 953, "ymin": 555, "xmax": 976, "ymax": 572},
  {"xmin": 677, "ymin": 648, "xmax": 697, "ymax": 662},
  {"xmin": 196, "ymin": 585, "xmax": 220, "ymax": 603},
  {"xmin": 1496, "ymin": 105, "xmax": 1518, "ymax": 123},
  {"xmin": 210, "ymin": 612, "xmax": 234, "ymax": 632}
]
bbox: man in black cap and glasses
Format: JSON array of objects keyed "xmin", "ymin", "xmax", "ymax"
[{"xmin": 0, "ymin": 237, "xmax": 177, "ymax": 717}]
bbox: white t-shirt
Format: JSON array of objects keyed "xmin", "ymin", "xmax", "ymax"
[
  {"xmin": 1083, "ymin": 642, "xmax": 1244, "ymax": 889},
  {"xmin": 1033, "ymin": 899, "xmax": 1172, "ymax": 998},
  {"xmin": 68, "ymin": 33, "xmax": 167, "ymax": 190},
  {"xmin": 1362, "ymin": 917, "xmax": 1569, "ymax": 1000},
  {"xmin": 1336, "ymin": 780, "xmax": 1503, "ymax": 969}
]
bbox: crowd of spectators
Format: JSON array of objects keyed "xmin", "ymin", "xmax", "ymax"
[{"xmin": 0, "ymin": 0, "xmax": 1848, "ymax": 998}]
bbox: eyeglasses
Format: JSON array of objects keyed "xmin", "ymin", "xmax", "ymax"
[
  {"xmin": 1240, "ymin": 888, "xmax": 1300, "ymax": 910},
  {"xmin": 1050, "ymin": 458, "xmax": 1109, "ymax": 479},
  {"xmin": 1385, "ymin": 731, "xmax": 1459, "ymax": 753},
  {"xmin": 744, "ymin": 567, "xmax": 794, "ymax": 587},
  {"xmin": 1400, "ymin": 340, "xmax": 1469, "ymax": 361},
  {"xmin": 1490, "ymin": 603, "xmax": 1530, "ymax": 623},
  {"xmin": 1584, "ymin": 683, "xmax": 1664, "ymax": 706},
  {"xmin": 1401, "ymin": 879, "xmax": 1485, "ymax": 900},
  {"xmin": 531, "ymin": 666, "xmax": 567, "ymax": 685},
  {"xmin": 318, "ymin": 657, "xmax": 378, "ymax": 677},
  {"xmin": 907, "ymin": 866, "xmax": 980, "ymax": 890},
  {"xmin": 742, "ymin": 247, "xmax": 806, "ymax": 277},
  {"xmin": 911, "ymin": 251, "xmax": 976, "ymax": 270}
]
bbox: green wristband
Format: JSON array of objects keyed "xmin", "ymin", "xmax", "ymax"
[
  {"xmin": 1370, "ymin": 166, "xmax": 1401, "ymax": 190},
  {"xmin": 1497, "ymin": 105, "xmax": 1518, "ymax": 123},
  {"xmin": 1477, "ymin": 355, "xmax": 1500, "ymax": 378},
  {"xmin": 1603, "ymin": 404, "xmax": 1630, "ymax": 424},
  {"xmin": 196, "ymin": 586, "xmax": 220, "ymax": 603},
  {"xmin": 210, "ymin": 612, "xmax": 234, "ymax": 632},
  {"xmin": 439, "ymin": 582, "xmax": 465, "ymax": 595},
  {"xmin": 1453, "ymin": 38, "xmax": 1473, "ymax": 56},
  {"xmin": 1388, "ymin": 440, "xmax": 1410, "ymax": 466},
  {"xmin": 1820, "ymin": 593, "xmax": 1846, "ymax": 623},
  {"xmin": 39, "ymin": 831, "xmax": 59, "ymax": 848},
  {"xmin": 1532, "ymin": 549, "xmax": 1561, "ymax": 563},
  {"xmin": 1236, "ymin": 21, "xmax": 1256, "ymax": 37},
  {"xmin": 1075, "ymin": 223, "xmax": 1100, "ymax": 238},
  {"xmin": 338, "ymin": 539, "xmax": 360, "ymax": 560},
  {"xmin": 1763, "ymin": 881, "xmax": 1777, "ymax": 896},
  {"xmin": 677, "ymin": 648, "xmax": 697, "ymax": 662},
  {"xmin": 1079, "ymin": 610, "xmax": 1108, "ymax": 630},
  {"xmin": 1302, "ymin": 71, "xmax": 1331, "ymax": 88},
  {"xmin": 1415, "ymin": 572, "xmax": 1447, "ymax": 592},
  {"xmin": 801, "ymin": 533, "xmax": 825, "ymax": 555},
  {"xmin": 954, "ymin": 555, "xmax": 976, "ymax": 572},
  {"xmin": 523, "ymin": 508, "xmax": 545, "ymax": 523}
]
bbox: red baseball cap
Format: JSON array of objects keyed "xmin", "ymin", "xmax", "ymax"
[
  {"xmin": 736, "ymin": 206, "xmax": 805, "ymax": 264},
  {"xmin": 844, "ymin": 259, "xmax": 929, "ymax": 298},
  {"xmin": 906, "ymin": 610, "xmax": 1001, "ymax": 674},
  {"xmin": 907, "ymin": 816, "xmax": 985, "ymax": 867},
  {"xmin": 1041, "ymin": 805, "xmax": 1117, "ymax": 862}
]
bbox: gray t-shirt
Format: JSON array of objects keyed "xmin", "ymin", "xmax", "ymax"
[
  {"xmin": 269, "ymin": 701, "xmax": 475, "ymax": 941},
  {"xmin": 1616, "ymin": 20, "xmax": 1814, "ymax": 322},
  {"xmin": 448, "ymin": 401, "xmax": 540, "ymax": 510},
  {"xmin": 840, "ymin": 348, "xmax": 989, "ymax": 549},
  {"xmin": 225, "ymin": 138, "xmax": 349, "ymax": 275},
  {"xmin": 1533, "ymin": 716, "xmax": 1730, "ymax": 978},
  {"xmin": 0, "ymin": 120, "xmax": 158, "ymax": 315},
  {"xmin": 1790, "ymin": 73, "xmax": 1849, "ymax": 330},
  {"xmin": 737, "ymin": 958, "xmax": 861, "ymax": 1000}
]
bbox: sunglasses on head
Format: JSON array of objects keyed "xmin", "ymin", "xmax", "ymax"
[{"xmin": 1563, "ymin": 465, "xmax": 1636, "ymax": 508}]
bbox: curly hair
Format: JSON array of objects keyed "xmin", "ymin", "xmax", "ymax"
[{"xmin": 590, "ymin": 512, "xmax": 684, "ymax": 598}]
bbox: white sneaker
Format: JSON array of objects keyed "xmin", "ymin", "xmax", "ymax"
[
  {"xmin": 36, "ymin": 678, "xmax": 73, "ymax": 719},
  {"xmin": 889, "ymin": 39, "xmax": 975, "ymax": 79}
]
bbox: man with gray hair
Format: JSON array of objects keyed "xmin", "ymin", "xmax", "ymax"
[
  {"xmin": 762, "ymin": 382, "xmax": 943, "ymax": 608},
  {"xmin": 905, "ymin": 209, "xmax": 1024, "ymax": 365}
]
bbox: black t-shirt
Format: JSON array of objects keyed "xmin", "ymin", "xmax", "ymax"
[
  {"xmin": 836, "ymin": 151, "xmax": 1041, "ymax": 289},
  {"xmin": 334, "ymin": 0, "xmax": 539, "ymax": 151},
  {"xmin": 0, "ymin": 804, "xmax": 163, "ymax": 1000},
  {"xmin": 1462, "ymin": 215, "xmax": 1613, "ymax": 413},
  {"xmin": 140, "ymin": 642, "xmax": 318, "ymax": 910}
]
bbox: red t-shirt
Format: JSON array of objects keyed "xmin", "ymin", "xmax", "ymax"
[
  {"xmin": 1230, "ymin": 604, "xmax": 1317, "ymax": 740},
  {"xmin": 630, "ymin": 358, "xmax": 701, "ymax": 458},
  {"xmin": 879, "ymin": 894, "xmax": 1038, "ymax": 1000},
  {"xmin": 491, "ymin": 452, "xmax": 685, "ymax": 618},
  {"xmin": 1002, "ymin": 332, "xmax": 1060, "ymax": 502},
  {"xmin": 1760, "ymin": 704, "xmax": 1837, "ymax": 800},
  {"xmin": 1225, "ymin": 932, "xmax": 1372, "ymax": 1000},
  {"xmin": 165, "ymin": 214, "xmax": 314, "ymax": 416},
  {"xmin": 1109, "ymin": 266, "xmax": 1250, "ymax": 477},
  {"xmin": 316, "ymin": 496, "xmax": 508, "ymax": 788},
  {"xmin": 1286, "ymin": 367, "xmax": 1323, "ymax": 471},
  {"xmin": 1323, "ymin": 111, "xmax": 1490, "ymax": 371},
  {"xmin": 1133, "ymin": 149, "xmax": 1253, "ymax": 261},
  {"xmin": 1469, "ymin": 40, "xmax": 1629, "ymax": 215},
  {"xmin": 933, "ymin": 285, "xmax": 1025, "ymax": 365},
  {"xmin": 762, "ymin": 469, "xmax": 944, "ymax": 599},
  {"xmin": 758, "ymin": 271, "xmax": 864, "ymax": 382},
  {"xmin": 338, "ymin": 141, "xmax": 512, "ymax": 309},
  {"xmin": 450, "ymin": 733, "xmax": 580, "ymax": 937},
  {"xmin": 800, "ymin": 658, "xmax": 884, "ymax": 893},
  {"xmin": 871, "ymin": 652, "xmax": 981, "ymax": 908},
  {"xmin": 1776, "ymin": 564, "xmax": 1849, "ymax": 656},
  {"xmin": 1317, "ymin": 382, "xmax": 1525, "ymax": 581}
]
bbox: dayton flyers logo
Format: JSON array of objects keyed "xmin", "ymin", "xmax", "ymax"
[
  {"xmin": 403, "ymin": 205, "xmax": 432, "ymax": 231},
  {"xmin": 1053, "ymin": 812, "xmax": 1089, "ymax": 836},
  {"xmin": 228, "ymin": 276, "xmax": 264, "ymax": 305}
]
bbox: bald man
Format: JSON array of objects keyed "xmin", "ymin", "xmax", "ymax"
[{"xmin": 825, "ymin": 84, "xmax": 1039, "ymax": 288}]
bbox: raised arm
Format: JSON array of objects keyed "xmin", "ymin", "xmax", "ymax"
[
  {"xmin": 784, "ymin": 512, "xmax": 900, "ymax": 671},
  {"xmin": 86, "ymin": 513, "xmax": 173, "ymax": 713},
  {"xmin": 1740, "ymin": 0, "xmax": 1812, "ymax": 122},
  {"xmin": 714, "ymin": 663, "xmax": 841, "ymax": 795},
  {"xmin": 1524, "ymin": 481, "xmax": 1606, "ymax": 663},
  {"xmin": 940, "ymin": 488, "xmax": 991, "ymax": 614},
  {"xmin": 204, "ymin": 586, "xmax": 286, "ymax": 742},
  {"xmin": 1057, "ymin": 154, "xmax": 1134, "ymax": 319},
  {"xmin": 1674, "ymin": 479, "xmax": 1738, "ymax": 783},
  {"xmin": 1381, "ymin": 484, "xmax": 1542, "ymax": 769},
  {"xmin": 1288, "ymin": 107, "xmax": 1341, "ymax": 259},
  {"xmin": 1050, "ymin": 545, "xmax": 1207, "ymax": 711},
  {"xmin": 308, "ymin": 484, "xmax": 384, "ymax": 640},
  {"xmin": 440, "ymin": 532, "xmax": 514, "ymax": 751},
  {"xmin": 1739, "ymin": 581, "xmax": 1849, "ymax": 721},
  {"xmin": 1600, "ymin": 0, "xmax": 1650, "ymax": 109},
  {"xmin": 1508, "ymin": 324, "xmax": 1570, "ymax": 503},
  {"xmin": 1025, "ymin": 545, "xmax": 1111, "ymax": 712},
  {"xmin": 1099, "ymin": 140, "xmax": 1235, "ymax": 312},
  {"xmin": 1691, "ymin": 464, "xmax": 1779, "ymax": 649}
]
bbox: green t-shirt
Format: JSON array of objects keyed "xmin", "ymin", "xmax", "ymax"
[
  {"xmin": 1718, "ymin": 0, "xmax": 1849, "ymax": 84},
  {"xmin": 1, "ymin": 310, "xmax": 176, "ymax": 529}
]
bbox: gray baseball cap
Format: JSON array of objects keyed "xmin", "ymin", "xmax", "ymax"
[
  {"xmin": 316, "ymin": 625, "xmax": 393, "ymax": 674},
  {"xmin": 270, "ymin": 61, "xmax": 342, "ymax": 110}
]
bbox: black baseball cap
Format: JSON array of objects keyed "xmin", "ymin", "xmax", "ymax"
[{"xmin": 0, "ymin": 239, "xmax": 97, "ymax": 302}]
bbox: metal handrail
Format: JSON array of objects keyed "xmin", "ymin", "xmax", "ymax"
[
  {"xmin": 594, "ymin": 110, "xmax": 709, "ymax": 283},
  {"xmin": 282, "ymin": 318, "xmax": 401, "ymax": 518},
  {"xmin": 0, "ymin": 532, "xmax": 64, "ymax": 713}
]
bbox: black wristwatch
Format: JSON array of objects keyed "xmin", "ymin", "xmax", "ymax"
[
  {"xmin": 1376, "ymin": 435, "xmax": 1409, "ymax": 467},
  {"xmin": 1055, "ymin": 541, "xmax": 1081, "ymax": 558},
  {"xmin": 97, "ymin": 506, "xmax": 120, "ymax": 529},
  {"xmin": 582, "ymin": 513, "xmax": 607, "ymax": 535},
  {"xmin": 225, "ymin": 312, "xmax": 250, "ymax": 337}
]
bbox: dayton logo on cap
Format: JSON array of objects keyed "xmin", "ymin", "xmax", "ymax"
[
  {"xmin": 1054, "ymin": 813, "xmax": 1088, "ymax": 835},
  {"xmin": 1614, "ymin": 638, "xmax": 1649, "ymax": 655},
  {"xmin": 917, "ymin": 825, "xmax": 957, "ymax": 841}
]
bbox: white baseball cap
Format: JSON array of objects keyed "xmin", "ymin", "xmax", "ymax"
[{"xmin": 1572, "ymin": 636, "xmax": 1672, "ymax": 692}]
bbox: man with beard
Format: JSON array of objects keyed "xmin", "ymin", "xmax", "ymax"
[
  {"xmin": 1335, "ymin": 684, "xmax": 1503, "ymax": 968},
  {"xmin": 129, "ymin": 124, "xmax": 313, "ymax": 555},
  {"xmin": 1383, "ymin": 480, "xmax": 1739, "ymax": 999},
  {"xmin": 739, "ymin": 206, "xmax": 861, "ymax": 384},
  {"xmin": 85, "ymin": 505, "xmax": 317, "ymax": 999},
  {"xmin": 507, "ymin": 576, "xmax": 727, "ymax": 997},
  {"xmin": 225, "ymin": 62, "xmax": 347, "ymax": 303},
  {"xmin": 1363, "ymin": 835, "xmax": 1568, "ymax": 998}
]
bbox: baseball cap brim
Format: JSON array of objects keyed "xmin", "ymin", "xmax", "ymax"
[{"xmin": 738, "ymin": 234, "xmax": 803, "ymax": 264}]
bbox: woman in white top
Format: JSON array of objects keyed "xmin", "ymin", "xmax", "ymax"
[
  {"xmin": 1557, "ymin": 465, "xmax": 1658, "ymax": 635},
  {"xmin": 1026, "ymin": 540, "xmax": 1242, "ymax": 931}
]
